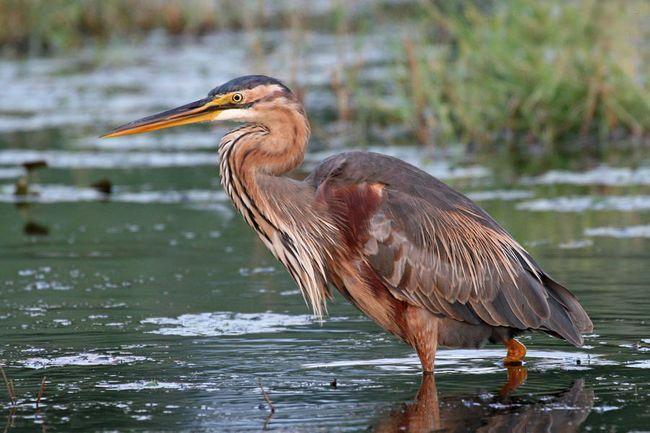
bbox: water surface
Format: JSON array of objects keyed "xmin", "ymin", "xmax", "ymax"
[{"xmin": 0, "ymin": 35, "xmax": 649, "ymax": 432}]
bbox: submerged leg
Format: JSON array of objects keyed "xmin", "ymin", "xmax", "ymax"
[
  {"xmin": 499, "ymin": 365, "xmax": 528, "ymax": 396},
  {"xmin": 503, "ymin": 338, "xmax": 527, "ymax": 366},
  {"xmin": 411, "ymin": 373, "xmax": 440, "ymax": 430},
  {"xmin": 369, "ymin": 371, "xmax": 440, "ymax": 432}
]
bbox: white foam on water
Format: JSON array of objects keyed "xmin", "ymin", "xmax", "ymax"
[
  {"xmin": 0, "ymin": 167, "xmax": 24, "ymax": 179},
  {"xmin": 466, "ymin": 190, "xmax": 534, "ymax": 201},
  {"xmin": 185, "ymin": 203, "xmax": 234, "ymax": 218},
  {"xmin": 24, "ymin": 280, "xmax": 71, "ymax": 291},
  {"xmin": 558, "ymin": 239, "xmax": 594, "ymax": 249},
  {"xmin": 526, "ymin": 166, "xmax": 650, "ymax": 186},
  {"xmin": 303, "ymin": 349, "xmax": 611, "ymax": 372},
  {"xmin": 115, "ymin": 190, "xmax": 227, "ymax": 204},
  {"xmin": 585, "ymin": 225, "xmax": 650, "ymax": 239},
  {"xmin": 238, "ymin": 266, "xmax": 276, "ymax": 276},
  {"xmin": 76, "ymin": 131, "xmax": 221, "ymax": 150},
  {"xmin": 280, "ymin": 289, "xmax": 301, "ymax": 296},
  {"xmin": 303, "ymin": 354, "xmax": 421, "ymax": 369},
  {"xmin": 0, "ymin": 150, "xmax": 216, "ymax": 169},
  {"xmin": 1, "ymin": 184, "xmax": 102, "ymax": 203},
  {"xmin": 96, "ymin": 380, "xmax": 217, "ymax": 391},
  {"xmin": 592, "ymin": 405, "xmax": 621, "ymax": 413},
  {"xmin": 141, "ymin": 312, "xmax": 312, "ymax": 336},
  {"xmin": 422, "ymin": 164, "xmax": 490, "ymax": 180},
  {"xmin": 517, "ymin": 196, "xmax": 650, "ymax": 212},
  {"xmin": 626, "ymin": 360, "xmax": 650, "ymax": 369},
  {"xmin": 21, "ymin": 353, "xmax": 151, "ymax": 369},
  {"xmin": 0, "ymin": 184, "xmax": 228, "ymax": 204}
]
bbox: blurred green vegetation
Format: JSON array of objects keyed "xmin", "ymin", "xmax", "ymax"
[
  {"xmin": 0, "ymin": 0, "xmax": 256, "ymax": 52},
  {"xmin": 0, "ymin": 0, "xmax": 647, "ymax": 161},
  {"xmin": 0, "ymin": 0, "xmax": 410, "ymax": 52},
  {"xmin": 393, "ymin": 0, "xmax": 649, "ymax": 158}
]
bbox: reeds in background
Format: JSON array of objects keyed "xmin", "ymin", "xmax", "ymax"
[
  {"xmin": 0, "ymin": 0, "xmax": 647, "ymax": 161},
  {"xmin": 400, "ymin": 0, "xmax": 649, "ymax": 156},
  {"xmin": 0, "ymin": 0, "xmax": 266, "ymax": 53}
]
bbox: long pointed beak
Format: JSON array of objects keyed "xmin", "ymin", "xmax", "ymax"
[{"xmin": 102, "ymin": 97, "xmax": 221, "ymax": 138}]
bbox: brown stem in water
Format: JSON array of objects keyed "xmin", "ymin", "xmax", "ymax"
[
  {"xmin": 36, "ymin": 377, "xmax": 46, "ymax": 408},
  {"xmin": 257, "ymin": 378, "xmax": 275, "ymax": 413},
  {"xmin": 0, "ymin": 367, "xmax": 16, "ymax": 406}
]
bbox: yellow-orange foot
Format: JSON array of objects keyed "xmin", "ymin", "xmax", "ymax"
[
  {"xmin": 503, "ymin": 338, "xmax": 527, "ymax": 366},
  {"xmin": 499, "ymin": 365, "xmax": 528, "ymax": 396}
]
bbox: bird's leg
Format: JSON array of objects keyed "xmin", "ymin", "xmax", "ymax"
[
  {"xmin": 415, "ymin": 343, "xmax": 437, "ymax": 374},
  {"xmin": 411, "ymin": 324, "xmax": 436, "ymax": 373},
  {"xmin": 405, "ymin": 308, "xmax": 439, "ymax": 374},
  {"xmin": 503, "ymin": 338, "xmax": 526, "ymax": 366},
  {"xmin": 499, "ymin": 365, "xmax": 528, "ymax": 396}
]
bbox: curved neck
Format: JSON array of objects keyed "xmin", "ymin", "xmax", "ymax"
[
  {"xmin": 217, "ymin": 109, "xmax": 333, "ymax": 317},
  {"xmin": 217, "ymin": 105, "xmax": 311, "ymax": 234}
]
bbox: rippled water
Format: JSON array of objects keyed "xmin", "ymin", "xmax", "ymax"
[{"xmin": 1, "ymin": 36, "xmax": 649, "ymax": 432}]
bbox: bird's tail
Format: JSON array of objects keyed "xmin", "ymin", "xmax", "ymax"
[{"xmin": 542, "ymin": 275, "xmax": 593, "ymax": 347}]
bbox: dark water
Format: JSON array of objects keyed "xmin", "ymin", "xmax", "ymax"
[{"xmin": 1, "ymin": 35, "xmax": 649, "ymax": 432}]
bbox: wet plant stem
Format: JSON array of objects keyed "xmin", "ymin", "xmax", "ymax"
[
  {"xmin": 36, "ymin": 377, "xmax": 46, "ymax": 409},
  {"xmin": 257, "ymin": 378, "xmax": 275, "ymax": 413},
  {"xmin": 0, "ymin": 367, "xmax": 16, "ymax": 406}
]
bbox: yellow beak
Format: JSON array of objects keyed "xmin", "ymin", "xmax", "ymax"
[{"xmin": 102, "ymin": 96, "xmax": 222, "ymax": 138}]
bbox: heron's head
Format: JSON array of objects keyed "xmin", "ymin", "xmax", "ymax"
[{"xmin": 103, "ymin": 75, "xmax": 300, "ymax": 138}]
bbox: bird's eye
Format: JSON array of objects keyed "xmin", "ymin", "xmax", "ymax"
[{"xmin": 232, "ymin": 93, "xmax": 243, "ymax": 103}]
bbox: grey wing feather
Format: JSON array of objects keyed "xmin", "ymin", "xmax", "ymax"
[{"xmin": 309, "ymin": 151, "xmax": 593, "ymax": 346}]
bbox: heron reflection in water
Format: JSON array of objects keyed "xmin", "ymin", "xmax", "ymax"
[
  {"xmin": 104, "ymin": 75, "xmax": 593, "ymax": 374},
  {"xmin": 371, "ymin": 369, "xmax": 594, "ymax": 433}
]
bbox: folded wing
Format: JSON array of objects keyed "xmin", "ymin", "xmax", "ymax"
[{"xmin": 309, "ymin": 151, "xmax": 593, "ymax": 345}]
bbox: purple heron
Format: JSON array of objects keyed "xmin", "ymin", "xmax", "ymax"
[{"xmin": 104, "ymin": 75, "xmax": 593, "ymax": 373}]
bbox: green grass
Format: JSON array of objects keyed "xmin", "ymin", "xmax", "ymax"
[
  {"xmin": 392, "ymin": 0, "xmax": 649, "ymax": 157},
  {"xmin": 0, "ymin": 0, "xmax": 414, "ymax": 55},
  {"xmin": 0, "ymin": 0, "xmax": 252, "ymax": 53},
  {"xmin": 0, "ymin": 0, "xmax": 647, "ymax": 162}
]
